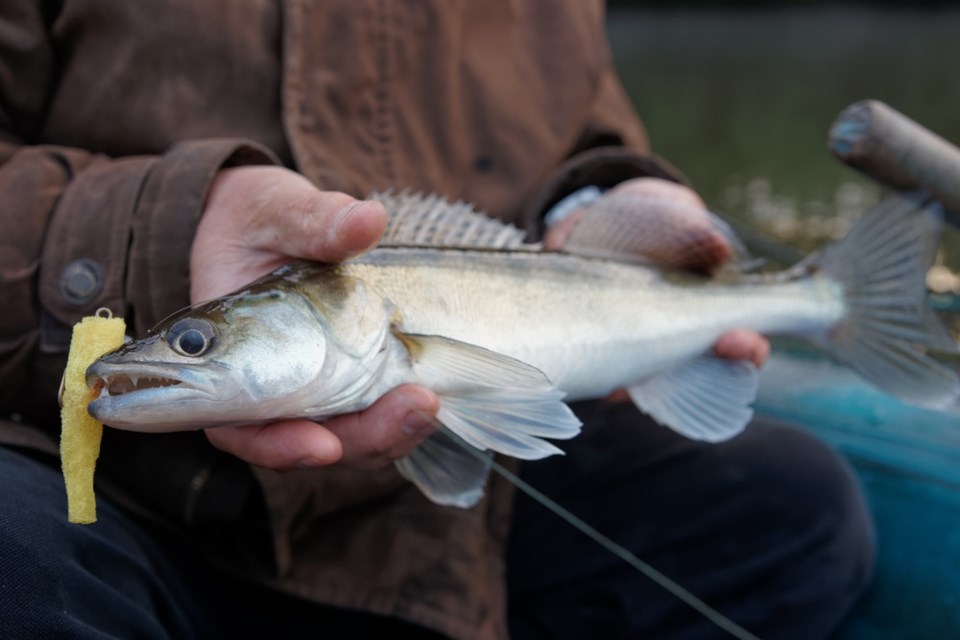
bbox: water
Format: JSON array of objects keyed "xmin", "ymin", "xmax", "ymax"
[{"xmin": 607, "ymin": 7, "xmax": 960, "ymax": 279}]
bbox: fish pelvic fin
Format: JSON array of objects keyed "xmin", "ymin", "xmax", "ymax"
[
  {"xmin": 396, "ymin": 430, "xmax": 491, "ymax": 508},
  {"xmin": 397, "ymin": 333, "xmax": 582, "ymax": 506},
  {"xmin": 813, "ymin": 193, "xmax": 960, "ymax": 408},
  {"xmin": 627, "ymin": 356, "xmax": 758, "ymax": 442}
]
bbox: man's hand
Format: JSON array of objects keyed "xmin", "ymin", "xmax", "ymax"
[
  {"xmin": 544, "ymin": 177, "xmax": 770, "ymax": 368},
  {"xmin": 192, "ymin": 166, "xmax": 439, "ymax": 471}
]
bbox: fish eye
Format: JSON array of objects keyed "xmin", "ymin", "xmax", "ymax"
[{"xmin": 166, "ymin": 318, "xmax": 217, "ymax": 357}]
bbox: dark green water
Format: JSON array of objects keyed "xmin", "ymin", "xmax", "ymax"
[{"xmin": 607, "ymin": 7, "xmax": 960, "ymax": 275}]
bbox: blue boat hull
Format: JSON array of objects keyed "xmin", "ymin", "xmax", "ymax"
[{"xmin": 755, "ymin": 346, "xmax": 960, "ymax": 639}]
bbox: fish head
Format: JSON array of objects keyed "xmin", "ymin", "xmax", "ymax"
[{"xmin": 87, "ymin": 286, "xmax": 333, "ymax": 432}]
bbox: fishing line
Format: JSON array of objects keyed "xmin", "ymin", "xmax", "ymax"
[
  {"xmin": 364, "ymin": 341, "xmax": 761, "ymax": 637},
  {"xmin": 439, "ymin": 426, "xmax": 763, "ymax": 640}
]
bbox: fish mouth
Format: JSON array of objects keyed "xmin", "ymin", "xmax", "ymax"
[
  {"xmin": 84, "ymin": 360, "xmax": 234, "ymax": 432},
  {"xmin": 85, "ymin": 359, "xmax": 221, "ymax": 415},
  {"xmin": 86, "ymin": 362, "xmax": 195, "ymax": 399},
  {"xmin": 96, "ymin": 372, "xmax": 185, "ymax": 396}
]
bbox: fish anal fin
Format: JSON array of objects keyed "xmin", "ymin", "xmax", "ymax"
[{"xmin": 627, "ymin": 356, "xmax": 758, "ymax": 443}]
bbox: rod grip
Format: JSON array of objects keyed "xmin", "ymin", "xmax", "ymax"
[{"xmin": 829, "ymin": 100, "xmax": 960, "ymax": 226}]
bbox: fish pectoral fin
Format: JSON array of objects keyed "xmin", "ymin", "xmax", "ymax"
[
  {"xmin": 396, "ymin": 429, "xmax": 491, "ymax": 508},
  {"xmin": 404, "ymin": 333, "xmax": 582, "ymax": 460},
  {"xmin": 626, "ymin": 355, "xmax": 758, "ymax": 443}
]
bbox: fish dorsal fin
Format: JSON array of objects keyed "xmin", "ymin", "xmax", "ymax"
[
  {"xmin": 627, "ymin": 355, "xmax": 759, "ymax": 442},
  {"xmin": 563, "ymin": 192, "xmax": 753, "ymax": 273},
  {"xmin": 371, "ymin": 191, "xmax": 535, "ymax": 249}
]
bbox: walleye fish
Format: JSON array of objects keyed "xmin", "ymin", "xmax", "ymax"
[{"xmin": 87, "ymin": 192, "xmax": 960, "ymax": 507}]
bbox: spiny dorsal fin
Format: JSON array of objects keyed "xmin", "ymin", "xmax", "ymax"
[{"xmin": 371, "ymin": 190, "xmax": 536, "ymax": 249}]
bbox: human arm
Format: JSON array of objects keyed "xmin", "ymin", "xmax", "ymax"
[{"xmin": 0, "ymin": 2, "xmax": 284, "ymax": 431}]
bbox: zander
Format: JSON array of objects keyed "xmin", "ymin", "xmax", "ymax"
[{"xmin": 86, "ymin": 193, "xmax": 960, "ymax": 507}]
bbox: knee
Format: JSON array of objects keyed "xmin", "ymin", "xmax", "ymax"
[
  {"xmin": 0, "ymin": 447, "xmax": 170, "ymax": 637},
  {"xmin": 732, "ymin": 424, "xmax": 875, "ymax": 561},
  {"xmin": 0, "ymin": 447, "xmax": 72, "ymax": 553},
  {"xmin": 0, "ymin": 448, "xmax": 78, "ymax": 621},
  {"xmin": 722, "ymin": 424, "xmax": 876, "ymax": 630}
]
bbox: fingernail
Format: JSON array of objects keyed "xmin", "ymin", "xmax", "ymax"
[
  {"xmin": 330, "ymin": 202, "xmax": 364, "ymax": 242},
  {"xmin": 401, "ymin": 411, "xmax": 435, "ymax": 438}
]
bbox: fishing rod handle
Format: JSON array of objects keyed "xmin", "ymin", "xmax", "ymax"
[{"xmin": 829, "ymin": 99, "xmax": 960, "ymax": 227}]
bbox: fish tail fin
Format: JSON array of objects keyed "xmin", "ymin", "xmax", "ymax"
[{"xmin": 812, "ymin": 193, "xmax": 959, "ymax": 408}]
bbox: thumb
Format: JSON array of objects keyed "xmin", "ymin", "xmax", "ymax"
[{"xmin": 267, "ymin": 192, "xmax": 389, "ymax": 263}]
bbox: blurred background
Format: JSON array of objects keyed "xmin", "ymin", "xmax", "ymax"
[
  {"xmin": 606, "ymin": 2, "xmax": 959, "ymax": 294},
  {"xmin": 605, "ymin": 5, "xmax": 960, "ymax": 638}
]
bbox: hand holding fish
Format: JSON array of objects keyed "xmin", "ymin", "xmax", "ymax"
[
  {"xmin": 192, "ymin": 166, "xmax": 387, "ymax": 302},
  {"xmin": 192, "ymin": 166, "xmax": 439, "ymax": 471},
  {"xmin": 544, "ymin": 177, "xmax": 770, "ymax": 368},
  {"xmin": 543, "ymin": 178, "xmax": 727, "ymax": 269}
]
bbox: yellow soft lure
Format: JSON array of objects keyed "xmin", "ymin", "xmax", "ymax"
[{"xmin": 59, "ymin": 309, "xmax": 125, "ymax": 524}]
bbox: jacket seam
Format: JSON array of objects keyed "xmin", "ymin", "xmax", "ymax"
[{"xmin": 374, "ymin": 0, "xmax": 396, "ymax": 185}]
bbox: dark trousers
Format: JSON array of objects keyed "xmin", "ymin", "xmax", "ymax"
[
  {"xmin": 0, "ymin": 403, "xmax": 874, "ymax": 639},
  {"xmin": 507, "ymin": 402, "xmax": 875, "ymax": 640}
]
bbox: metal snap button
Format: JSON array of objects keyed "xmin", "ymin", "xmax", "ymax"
[{"xmin": 60, "ymin": 259, "xmax": 103, "ymax": 305}]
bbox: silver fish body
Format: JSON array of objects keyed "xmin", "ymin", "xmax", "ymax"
[
  {"xmin": 345, "ymin": 248, "xmax": 844, "ymax": 401},
  {"xmin": 87, "ymin": 193, "xmax": 960, "ymax": 506}
]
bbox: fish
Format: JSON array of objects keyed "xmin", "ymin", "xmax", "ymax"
[{"xmin": 86, "ymin": 192, "xmax": 960, "ymax": 507}]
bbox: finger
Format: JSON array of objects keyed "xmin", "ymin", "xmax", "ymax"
[
  {"xmin": 543, "ymin": 208, "xmax": 587, "ymax": 251},
  {"xmin": 269, "ymin": 195, "xmax": 388, "ymax": 263},
  {"xmin": 606, "ymin": 188, "xmax": 730, "ymax": 271},
  {"xmin": 713, "ymin": 329, "xmax": 771, "ymax": 368},
  {"xmin": 608, "ymin": 178, "xmax": 707, "ymax": 211},
  {"xmin": 205, "ymin": 419, "xmax": 343, "ymax": 471},
  {"xmin": 323, "ymin": 385, "xmax": 440, "ymax": 469},
  {"xmin": 605, "ymin": 327, "xmax": 769, "ymax": 403},
  {"xmin": 559, "ymin": 178, "xmax": 733, "ymax": 272},
  {"xmin": 602, "ymin": 389, "xmax": 632, "ymax": 404}
]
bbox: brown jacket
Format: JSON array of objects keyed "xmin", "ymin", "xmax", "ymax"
[{"xmin": 0, "ymin": 1, "xmax": 678, "ymax": 638}]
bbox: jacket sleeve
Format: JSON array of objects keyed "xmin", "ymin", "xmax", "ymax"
[
  {"xmin": 0, "ymin": 139, "xmax": 279, "ymax": 429},
  {"xmin": 0, "ymin": 3, "xmax": 278, "ymax": 429},
  {"xmin": 521, "ymin": 56, "xmax": 690, "ymax": 237}
]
